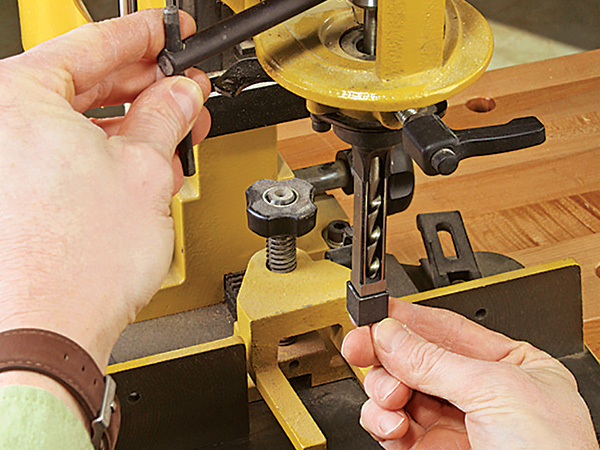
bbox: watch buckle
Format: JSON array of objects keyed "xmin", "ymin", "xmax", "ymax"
[{"xmin": 91, "ymin": 375, "xmax": 117, "ymax": 450}]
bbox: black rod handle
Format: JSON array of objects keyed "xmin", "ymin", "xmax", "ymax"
[
  {"xmin": 163, "ymin": 4, "xmax": 196, "ymax": 176},
  {"xmin": 158, "ymin": 0, "xmax": 327, "ymax": 76}
]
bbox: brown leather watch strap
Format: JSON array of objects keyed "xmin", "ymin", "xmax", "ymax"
[{"xmin": 0, "ymin": 328, "xmax": 121, "ymax": 450}]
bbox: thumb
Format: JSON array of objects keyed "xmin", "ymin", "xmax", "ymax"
[
  {"xmin": 117, "ymin": 76, "xmax": 204, "ymax": 160},
  {"xmin": 372, "ymin": 318, "xmax": 497, "ymax": 410}
]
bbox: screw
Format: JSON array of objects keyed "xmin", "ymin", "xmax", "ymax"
[
  {"xmin": 311, "ymin": 116, "xmax": 332, "ymax": 133},
  {"xmin": 264, "ymin": 186, "xmax": 297, "ymax": 207},
  {"xmin": 431, "ymin": 148, "xmax": 458, "ymax": 175},
  {"xmin": 264, "ymin": 186, "xmax": 299, "ymax": 273},
  {"xmin": 267, "ymin": 235, "xmax": 297, "ymax": 273}
]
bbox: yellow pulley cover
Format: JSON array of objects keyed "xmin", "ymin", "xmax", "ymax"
[{"xmin": 253, "ymin": 0, "xmax": 494, "ymax": 111}]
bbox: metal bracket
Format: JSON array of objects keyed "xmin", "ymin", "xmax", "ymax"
[
  {"xmin": 417, "ymin": 211, "xmax": 482, "ymax": 288},
  {"xmin": 213, "ymin": 57, "xmax": 272, "ymax": 98}
]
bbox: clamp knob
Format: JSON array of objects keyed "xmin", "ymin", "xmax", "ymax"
[
  {"xmin": 402, "ymin": 114, "xmax": 546, "ymax": 176},
  {"xmin": 246, "ymin": 178, "xmax": 317, "ymax": 238},
  {"xmin": 246, "ymin": 178, "xmax": 317, "ymax": 273}
]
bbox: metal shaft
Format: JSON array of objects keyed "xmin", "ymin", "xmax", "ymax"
[
  {"xmin": 163, "ymin": 4, "xmax": 196, "ymax": 176},
  {"xmin": 119, "ymin": 0, "xmax": 138, "ymax": 16},
  {"xmin": 158, "ymin": 0, "xmax": 328, "ymax": 76},
  {"xmin": 363, "ymin": 8, "xmax": 377, "ymax": 56},
  {"xmin": 293, "ymin": 160, "xmax": 351, "ymax": 194},
  {"xmin": 164, "ymin": 4, "xmax": 183, "ymax": 53}
]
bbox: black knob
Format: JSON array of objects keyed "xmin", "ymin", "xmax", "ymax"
[{"xmin": 246, "ymin": 178, "xmax": 317, "ymax": 238}]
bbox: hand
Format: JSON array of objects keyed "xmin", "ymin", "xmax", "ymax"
[
  {"xmin": 342, "ymin": 300, "xmax": 599, "ymax": 449},
  {"xmin": 0, "ymin": 9, "xmax": 211, "ymax": 370}
]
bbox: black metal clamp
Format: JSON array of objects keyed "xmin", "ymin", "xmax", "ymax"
[{"xmin": 417, "ymin": 211, "xmax": 482, "ymax": 288}]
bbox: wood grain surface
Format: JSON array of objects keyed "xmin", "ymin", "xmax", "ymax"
[{"xmin": 277, "ymin": 49, "xmax": 600, "ymax": 355}]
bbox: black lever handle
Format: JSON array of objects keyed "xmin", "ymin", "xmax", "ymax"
[{"xmin": 402, "ymin": 114, "xmax": 546, "ymax": 176}]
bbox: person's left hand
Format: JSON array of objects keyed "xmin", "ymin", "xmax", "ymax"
[
  {"xmin": 0, "ymin": 9, "xmax": 211, "ymax": 370},
  {"xmin": 342, "ymin": 299, "xmax": 598, "ymax": 449}
]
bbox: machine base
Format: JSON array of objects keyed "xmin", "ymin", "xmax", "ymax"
[{"xmin": 109, "ymin": 259, "xmax": 600, "ymax": 448}]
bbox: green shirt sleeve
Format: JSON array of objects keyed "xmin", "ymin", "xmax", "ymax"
[{"xmin": 0, "ymin": 385, "xmax": 93, "ymax": 450}]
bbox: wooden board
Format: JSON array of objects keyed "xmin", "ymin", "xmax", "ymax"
[{"xmin": 277, "ymin": 49, "xmax": 600, "ymax": 355}]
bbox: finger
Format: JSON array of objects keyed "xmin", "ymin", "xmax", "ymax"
[
  {"xmin": 390, "ymin": 299, "xmax": 518, "ymax": 361},
  {"xmin": 372, "ymin": 318, "xmax": 498, "ymax": 410},
  {"xmin": 88, "ymin": 84, "xmax": 209, "ymax": 139},
  {"xmin": 118, "ymin": 76, "xmax": 204, "ymax": 160},
  {"xmin": 73, "ymin": 61, "xmax": 211, "ymax": 112},
  {"xmin": 19, "ymin": 9, "xmax": 196, "ymax": 104},
  {"xmin": 72, "ymin": 60, "xmax": 160, "ymax": 112},
  {"xmin": 404, "ymin": 391, "xmax": 465, "ymax": 430},
  {"xmin": 191, "ymin": 106, "xmax": 212, "ymax": 145},
  {"xmin": 91, "ymin": 116, "xmax": 124, "ymax": 136},
  {"xmin": 360, "ymin": 399, "xmax": 410, "ymax": 441},
  {"xmin": 342, "ymin": 326, "xmax": 377, "ymax": 367},
  {"xmin": 184, "ymin": 67, "xmax": 212, "ymax": 98},
  {"xmin": 380, "ymin": 424, "xmax": 467, "ymax": 450},
  {"xmin": 171, "ymin": 154, "xmax": 184, "ymax": 195},
  {"xmin": 364, "ymin": 367, "xmax": 412, "ymax": 411},
  {"xmin": 378, "ymin": 415, "xmax": 425, "ymax": 450}
]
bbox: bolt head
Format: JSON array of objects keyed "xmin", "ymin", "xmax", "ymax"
[
  {"xmin": 323, "ymin": 220, "xmax": 351, "ymax": 248},
  {"xmin": 431, "ymin": 148, "xmax": 458, "ymax": 175},
  {"xmin": 311, "ymin": 117, "xmax": 332, "ymax": 133}
]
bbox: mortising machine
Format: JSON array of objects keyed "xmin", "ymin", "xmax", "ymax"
[{"xmin": 18, "ymin": 0, "xmax": 600, "ymax": 448}]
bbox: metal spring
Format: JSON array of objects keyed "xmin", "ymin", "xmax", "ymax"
[{"xmin": 267, "ymin": 235, "xmax": 297, "ymax": 273}]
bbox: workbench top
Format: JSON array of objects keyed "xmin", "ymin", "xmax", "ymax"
[{"xmin": 277, "ymin": 49, "xmax": 600, "ymax": 356}]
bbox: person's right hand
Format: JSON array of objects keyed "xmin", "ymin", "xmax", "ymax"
[
  {"xmin": 342, "ymin": 299, "xmax": 599, "ymax": 449},
  {"xmin": 0, "ymin": 9, "xmax": 210, "ymax": 370}
]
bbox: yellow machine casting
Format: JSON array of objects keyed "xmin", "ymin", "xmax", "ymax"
[{"xmin": 253, "ymin": 0, "xmax": 493, "ymax": 112}]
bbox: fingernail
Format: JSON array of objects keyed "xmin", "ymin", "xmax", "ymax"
[
  {"xmin": 170, "ymin": 77, "xmax": 203, "ymax": 123},
  {"xmin": 373, "ymin": 318, "xmax": 402, "ymax": 353},
  {"xmin": 377, "ymin": 376, "xmax": 401, "ymax": 402},
  {"xmin": 340, "ymin": 334, "xmax": 350, "ymax": 359},
  {"xmin": 379, "ymin": 411, "xmax": 404, "ymax": 436},
  {"xmin": 363, "ymin": 371, "xmax": 374, "ymax": 398}
]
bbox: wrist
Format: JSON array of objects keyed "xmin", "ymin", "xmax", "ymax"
[
  {"xmin": 0, "ymin": 311, "xmax": 116, "ymax": 372},
  {"xmin": 0, "ymin": 371, "xmax": 88, "ymax": 426},
  {"xmin": 0, "ymin": 328, "xmax": 121, "ymax": 449}
]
